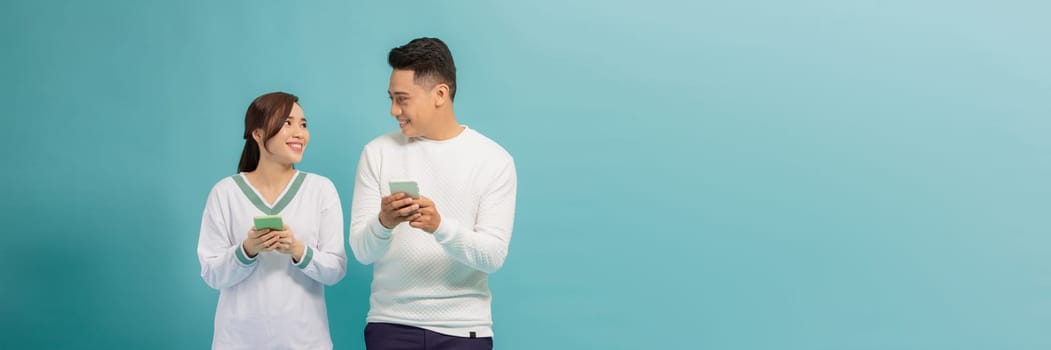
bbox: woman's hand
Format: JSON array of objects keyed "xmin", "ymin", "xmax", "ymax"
[
  {"xmin": 272, "ymin": 224, "xmax": 306, "ymax": 263},
  {"xmin": 242, "ymin": 227, "xmax": 279, "ymax": 258}
]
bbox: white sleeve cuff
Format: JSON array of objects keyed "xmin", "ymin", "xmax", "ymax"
[
  {"xmin": 293, "ymin": 245, "xmax": 313, "ymax": 269},
  {"xmin": 235, "ymin": 243, "xmax": 257, "ymax": 266},
  {"xmin": 370, "ymin": 215, "xmax": 394, "ymax": 239},
  {"xmin": 433, "ymin": 218, "xmax": 460, "ymax": 243}
]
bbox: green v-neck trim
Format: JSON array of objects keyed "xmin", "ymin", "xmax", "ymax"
[{"xmin": 231, "ymin": 172, "xmax": 307, "ymax": 215}]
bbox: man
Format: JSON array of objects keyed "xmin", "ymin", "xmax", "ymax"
[{"xmin": 349, "ymin": 37, "xmax": 517, "ymax": 350}]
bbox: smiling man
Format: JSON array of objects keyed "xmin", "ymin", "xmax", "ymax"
[{"xmin": 348, "ymin": 37, "xmax": 518, "ymax": 350}]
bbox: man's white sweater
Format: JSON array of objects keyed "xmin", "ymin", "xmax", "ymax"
[{"xmin": 349, "ymin": 126, "xmax": 517, "ymax": 337}]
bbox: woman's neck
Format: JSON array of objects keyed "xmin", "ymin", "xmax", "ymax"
[{"xmin": 245, "ymin": 161, "xmax": 297, "ymax": 196}]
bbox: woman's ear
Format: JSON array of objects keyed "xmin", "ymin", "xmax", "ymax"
[{"xmin": 252, "ymin": 128, "xmax": 264, "ymax": 144}]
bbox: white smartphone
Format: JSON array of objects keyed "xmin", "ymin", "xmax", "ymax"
[{"xmin": 388, "ymin": 180, "xmax": 420, "ymax": 199}]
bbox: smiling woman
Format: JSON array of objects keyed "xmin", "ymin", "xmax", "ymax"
[
  {"xmin": 238, "ymin": 92, "xmax": 307, "ymax": 173},
  {"xmin": 196, "ymin": 92, "xmax": 349, "ymax": 349}
]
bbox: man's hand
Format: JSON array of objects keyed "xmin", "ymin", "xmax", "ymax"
[
  {"xmin": 379, "ymin": 192, "xmax": 421, "ymax": 229},
  {"xmin": 409, "ymin": 196, "xmax": 441, "ymax": 233}
]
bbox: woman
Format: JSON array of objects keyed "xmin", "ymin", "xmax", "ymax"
[{"xmin": 197, "ymin": 92, "xmax": 347, "ymax": 349}]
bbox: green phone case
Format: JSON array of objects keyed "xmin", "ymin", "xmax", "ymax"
[
  {"xmin": 254, "ymin": 215, "xmax": 283, "ymax": 231},
  {"xmin": 389, "ymin": 180, "xmax": 420, "ymax": 199}
]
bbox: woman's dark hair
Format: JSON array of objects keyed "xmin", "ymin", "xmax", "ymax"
[
  {"xmin": 237, "ymin": 92, "xmax": 299, "ymax": 173},
  {"xmin": 388, "ymin": 37, "xmax": 457, "ymax": 101}
]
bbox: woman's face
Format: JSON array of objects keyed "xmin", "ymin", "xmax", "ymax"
[{"xmin": 257, "ymin": 102, "xmax": 309, "ymax": 166}]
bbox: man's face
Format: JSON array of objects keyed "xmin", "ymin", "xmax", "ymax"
[{"xmin": 388, "ymin": 69, "xmax": 434, "ymax": 138}]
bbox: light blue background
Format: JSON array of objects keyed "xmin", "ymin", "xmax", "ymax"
[{"xmin": 3, "ymin": 1, "xmax": 1049, "ymax": 349}]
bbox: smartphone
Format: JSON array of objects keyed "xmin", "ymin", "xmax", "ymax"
[
  {"xmin": 253, "ymin": 215, "xmax": 284, "ymax": 231},
  {"xmin": 389, "ymin": 180, "xmax": 420, "ymax": 199}
]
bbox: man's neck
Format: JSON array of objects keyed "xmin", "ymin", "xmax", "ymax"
[{"xmin": 422, "ymin": 109, "xmax": 463, "ymax": 141}]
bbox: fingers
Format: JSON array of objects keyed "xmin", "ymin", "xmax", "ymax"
[
  {"xmin": 249, "ymin": 227, "xmax": 270, "ymax": 239},
  {"xmin": 245, "ymin": 226, "xmax": 303, "ymax": 256},
  {"xmin": 381, "ymin": 194, "xmax": 438, "ymax": 229},
  {"xmin": 280, "ymin": 234, "xmax": 294, "ymax": 250},
  {"xmin": 396, "ymin": 202, "xmax": 420, "ymax": 217},
  {"xmin": 258, "ymin": 230, "xmax": 281, "ymax": 249},
  {"xmin": 408, "ymin": 203, "xmax": 438, "ymax": 233},
  {"xmin": 385, "ymin": 193, "xmax": 422, "ymax": 210},
  {"xmin": 408, "ymin": 215, "xmax": 429, "ymax": 231},
  {"xmin": 408, "ymin": 207, "xmax": 425, "ymax": 223},
  {"xmin": 403, "ymin": 212, "xmax": 423, "ymax": 225},
  {"xmin": 262, "ymin": 233, "xmax": 281, "ymax": 250},
  {"xmin": 409, "ymin": 205, "xmax": 431, "ymax": 219},
  {"xmin": 274, "ymin": 240, "xmax": 291, "ymax": 252},
  {"xmin": 391, "ymin": 198, "xmax": 416, "ymax": 213},
  {"xmin": 249, "ymin": 231, "xmax": 272, "ymax": 245},
  {"xmin": 382, "ymin": 193, "xmax": 406, "ymax": 209},
  {"xmin": 262, "ymin": 230, "xmax": 298, "ymax": 254},
  {"xmin": 381, "ymin": 193, "xmax": 420, "ymax": 225}
]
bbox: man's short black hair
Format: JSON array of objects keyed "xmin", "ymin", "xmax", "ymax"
[{"xmin": 388, "ymin": 37, "xmax": 457, "ymax": 101}]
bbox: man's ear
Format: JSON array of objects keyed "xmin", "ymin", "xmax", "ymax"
[{"xmin": 433, "ymin": 83, "xmax": 450, "ymax": 108}]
